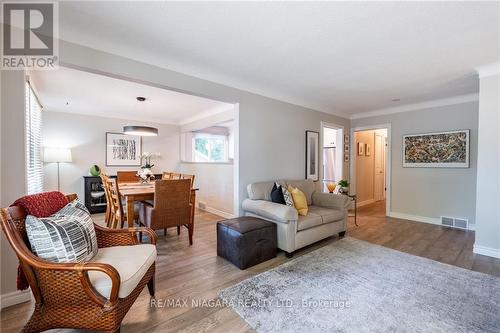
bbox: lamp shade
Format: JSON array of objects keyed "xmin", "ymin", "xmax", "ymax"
[
  {"xmin": 44, "ymin": 148, "xmax": 72, "ymax": 163},
  {"xmin": 123, "ymin": 125, "xmax": 158, "ymax": 136}
]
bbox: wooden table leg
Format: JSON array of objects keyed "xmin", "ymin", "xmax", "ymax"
[{"xmin": 127, "ymin": 196, "xmax": 135, "ymax": 228}]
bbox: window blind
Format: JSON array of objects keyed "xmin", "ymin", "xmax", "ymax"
[{"xmin": 25, "ymin": 81, "xmax": 43, "ymax": 194}]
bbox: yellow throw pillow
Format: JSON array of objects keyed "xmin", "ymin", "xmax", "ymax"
[{"xmin": 288, "ymin": 186, "xmax": 308, "ymax": 216}]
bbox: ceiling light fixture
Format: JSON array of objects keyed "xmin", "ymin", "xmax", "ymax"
[
  {"xmin": 123, "ymin": 97, "xmax": 158, "ymax": 136},
  {"xmin": 391, "ymin": 98, "xmax": 401, "ymax": 102}
]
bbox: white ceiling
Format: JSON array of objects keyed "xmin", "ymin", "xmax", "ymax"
[
  {"xmin": 29, "ymin": 67, "xmax": 233, "ymax": 125},
  {"xmin": 58, "ymin": 1, "xmax": 500, "ymax": 117}
]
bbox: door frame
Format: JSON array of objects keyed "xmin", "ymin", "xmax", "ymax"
[
  {"xmin": 350, "ymin": 123, "xmax": 391, "ymax": 216},
  {"xmin": 320, "ymin": 121, "xmax": 344, "ymax": 186},
  {"xmin": 373, "ymin": 131, "xmax": 386, "ymax": 201}
]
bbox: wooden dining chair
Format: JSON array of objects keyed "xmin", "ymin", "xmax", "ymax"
[
  {"xmin": 103, "ymin": 176, "xmax": 123, "ymax": 228},
  {"xmin": 116, "ymin": 171, "xmax": 139, "ymax": 184},
  {"xmin": 162, "ymin": 172, "xmax": 182, "ymax": 180},
  {"xmin": 182, "ymin": 173, "xmax": 196, "ymax": 188},
  {"xmin": 100, "ymin": 174, "xmax": 112, "ymax": 226},
  {"xmin": 139, "ymin": 179, "xmax": 195, "ymax": 245}
]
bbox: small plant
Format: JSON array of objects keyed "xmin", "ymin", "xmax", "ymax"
[{"xmin": 338, "ymin": 179, "xmax": 349, "ymax": 188}]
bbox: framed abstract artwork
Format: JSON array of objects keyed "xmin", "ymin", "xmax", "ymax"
[
  {"xmin": 106, "ymin": 132, "xmax": 142, "ymax": 166},
  {"xmin": 403, "ymin": 130, "xmax": 469, "ymax": 168},
  {"xmin": 305, "ymin": 130, "xmax": 319, "ymax": 181}
]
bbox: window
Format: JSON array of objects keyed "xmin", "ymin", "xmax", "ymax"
[
  {"xmin": 25, "ymin": 82, "xmax": 43, "ymax": 194},
  {"xmin": 192, "ymin": 134, "xmax": 228, "ymax": 162}
]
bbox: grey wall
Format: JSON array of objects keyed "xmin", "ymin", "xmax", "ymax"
[
  {"xmin": 42, "ymin": 111, "xmax": 181, "ymax": 200},
  {"xmin": 1, "ymin": 70, "xmax": 27, "ymax": 297},
  {"xmin": 475, "ymin": 74, "xmax": 500, "ymax": 253},
  {"xmin": 58, "ymin": 40, "xmax": 351, "ymax": 208},
  {"xmin": 351, "ymin": 101, "xmax": 478, "ymax": 225}
]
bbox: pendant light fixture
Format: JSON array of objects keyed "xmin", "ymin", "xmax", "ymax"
[{"xmin": 123, "ymin": 97, "xmax": 158, "ymax": 136}]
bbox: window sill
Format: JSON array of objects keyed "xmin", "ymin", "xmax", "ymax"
[{"xmin": 180, "ymin": 161, "xmax": 234, "ymax": 165}]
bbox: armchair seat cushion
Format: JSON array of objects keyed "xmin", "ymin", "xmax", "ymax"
[
  {"xmin": 88, "ymin": 244, "xmax": 157, "ymax": 298},
  {"xmin": 308, "ymin": 206, "xmax": 345, "ymax": 224},
  {"xmin": 297, "ymin": 212, "xmax": 322, "ymax": 231}
]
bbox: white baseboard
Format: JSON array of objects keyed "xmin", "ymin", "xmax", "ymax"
[
  {"xmin": 473, "ymin": 244, "xmax": 500, "ymax": 259},
  {"xmin": 0, "ymin": 289, "xmax": 32, "ymax": 309},
  {"xmin": 357, "ymin": 199, "xmax": 376, "ymax": 207},
  {"xmin": 200, "ymin": 206, "xmax": 236, "ymax": 219},
  {"xmin": 388, "ymin": 211, "xmax": 441, "ymax": 225},
  {"xmin": 388, "ymin": 211, "xmax": 475, "ymax": 231}
]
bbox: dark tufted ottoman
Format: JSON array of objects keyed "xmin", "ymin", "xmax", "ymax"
[{"xmin": 217, "ymin": 216, "xmax": 277, "ymax": 269}]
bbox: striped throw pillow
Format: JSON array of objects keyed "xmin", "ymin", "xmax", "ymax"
[{"xmin": 26, "ymin": 200, "xmax": 98, "ymax": 263}]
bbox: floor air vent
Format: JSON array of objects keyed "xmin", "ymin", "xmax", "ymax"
[{"xmin": 441, "ymin": 216, "xmax": 469, "ymax": 230}]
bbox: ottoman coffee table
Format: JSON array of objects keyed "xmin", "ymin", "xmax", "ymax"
[{"xmin": 217, "ymin": 216, "xmax": 277, "ymax": 269}]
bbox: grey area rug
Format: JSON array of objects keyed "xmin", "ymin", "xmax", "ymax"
[{"xmin": 219, "ymin": 237, "xmax": 500, "ymax": 333}]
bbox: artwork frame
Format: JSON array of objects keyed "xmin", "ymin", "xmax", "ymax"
[
  {"xmin": 365, "ymin": 143, "xmax": 371, "ymax": 156},
  {"xmin": 305, "ymin": 130, "xmax": 319, "ymax": 181},
  {"xmin": 403, "ymin": 130, "xmax": 470, "ymax": 168},
  {"xmin": 357, "ymin": 142, "xmax": 365, "ymax": 156},
  {"xmin": 344, "ymin": 134, "xmax": 349, "ymax": 144},
  {"xmin": 106, "ymin": 132, "xmax": 142, "ymax": 166}
]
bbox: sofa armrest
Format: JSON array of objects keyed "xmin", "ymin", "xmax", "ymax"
[
  {"xmin": 242, "ymin": 199, "xmax": 298, "ymax": 223},
  {"xmin": 311, "ymin": 192, "xmax": 350, "ymax": 210}
]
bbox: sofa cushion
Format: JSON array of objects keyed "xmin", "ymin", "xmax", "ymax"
[
  {"xmin": 297, "ymin": 212, "xmax": 322, "ymax": 231},
  {"xmin": 271, "ymin": 183, "xmax": 286, "ymax": 205},
  {"xmin": 26, "ymin": 199, "xmax": 98, "ymax": 263},
  {"xmin": 285, "ymin": 179, "xmax": 315, "ymax": 205},
  {"xmin": 308, "ymin": 205, "xmax": 345, "ymax": 224},
  {"xmin": 288, "ymin": 186, "xmax": 308, "ymax": 216},
  {"xmin": 88, "ymin": 244, "xmax": 156, "ymax": 298},
  {"xmin": 247, "ymin": 181, "xmax": 275, "ymax": 201}
]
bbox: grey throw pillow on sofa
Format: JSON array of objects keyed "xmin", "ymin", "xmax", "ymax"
[{"xmin": 26, "ymin": 200, "xmax": 98, "ymax": 263}]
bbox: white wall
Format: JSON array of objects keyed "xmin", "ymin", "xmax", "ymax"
[
  {"xmin": 1, "ymin": 70, "xmax": 30, "ymax": 303},
  {"xmin": 351, "ymin": 101, "xmax": 478, "ymax": 225},
  {"xmin": 474, "ymin": 72, "xmax": 500, "ymax": 258},
  {"xmin": 180, "ymin": 162, "xmax": 234, "ymax": 217},
  {"xmin": 42, "ymin": 111, "xmax": 181, "ymax": 200},
  {"xmin": 179, "ymin": 109, "xmax": 236, "ymax": 217}
]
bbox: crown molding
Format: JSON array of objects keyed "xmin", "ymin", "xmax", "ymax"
[
  {"xmin": 350, "ymin": 93, "xmax": 479, "ymax": 120},
  {"xmin": 476, "ymin": 62, "xmax": 500, "ymax": 78}
]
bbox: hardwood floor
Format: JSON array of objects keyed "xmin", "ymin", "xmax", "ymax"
[{"xmin": 2, "ymin": 202, "xmax": 500, "ymax": 332}]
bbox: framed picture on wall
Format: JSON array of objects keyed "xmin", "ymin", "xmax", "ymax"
[
  {"xmin": 403, "ymin": 130, "xmax": 469, "ymax": 168},
  {"xmin": 106, "ymin": 132, "xmax": 142, "ymax": 166},
  {"xmin": 365, "ymin": 143, "xmax": 371, "ymax": 156},
  {"xmin": 344, "ymin": 134, "xmax": 349, "ymax": 144},
  {"xmin": 357, "ymin": 142, "xmax": 365, "ymax": 156},
  {"xmin": 305, "ymin": 130, "xmax": 319, "ymax": 181}
]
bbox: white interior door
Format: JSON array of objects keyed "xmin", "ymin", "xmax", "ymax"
[{"xmin": 374, "ymin": 133, "xmax": 386, "ymax": 201}]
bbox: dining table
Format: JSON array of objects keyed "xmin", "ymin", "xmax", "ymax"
[{"xmin": 118, "ymin": 182, "xmax": 198, "ymax": 228}]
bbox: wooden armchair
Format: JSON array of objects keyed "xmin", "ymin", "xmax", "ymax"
[
  {"xmin": 0, "ymin": 194, "xmax": 157, "ymax": 333},
  {"xmin": 139, "ymin": 179, "xmax": 195, "ymax": 245}
]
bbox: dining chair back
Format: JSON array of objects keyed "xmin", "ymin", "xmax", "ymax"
[
  {"xmin": 162, "ymin": 172, "xmax": 182, "ymax": 180},
  {"xmin": 139, "ymin": 179, "xmax": 194, "ymax": 245},
  {"xmin": 116, "ymin": 171, "xmax": 139, "ymax": 184},
  {"xmin": 99, "ymin": 174, "xmax": 112, "ymax": 226},
  {"xmin": 181, "ymin": 173, "xmax": 196, "ymax": 188}
]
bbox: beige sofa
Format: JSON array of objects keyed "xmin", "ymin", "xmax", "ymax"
[{"xmin": 242, "ymin": 179, "xmax": 350, "ymax": 257}]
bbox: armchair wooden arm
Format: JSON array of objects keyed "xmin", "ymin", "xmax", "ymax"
[{"xmin": 94, "ymin": 224, "xmax": 157, "ymax": 247}]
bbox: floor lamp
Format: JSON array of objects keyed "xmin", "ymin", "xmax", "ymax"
[{"xmin": 43, "ymin": 148, "xmax": 72, "ymax": 191}]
